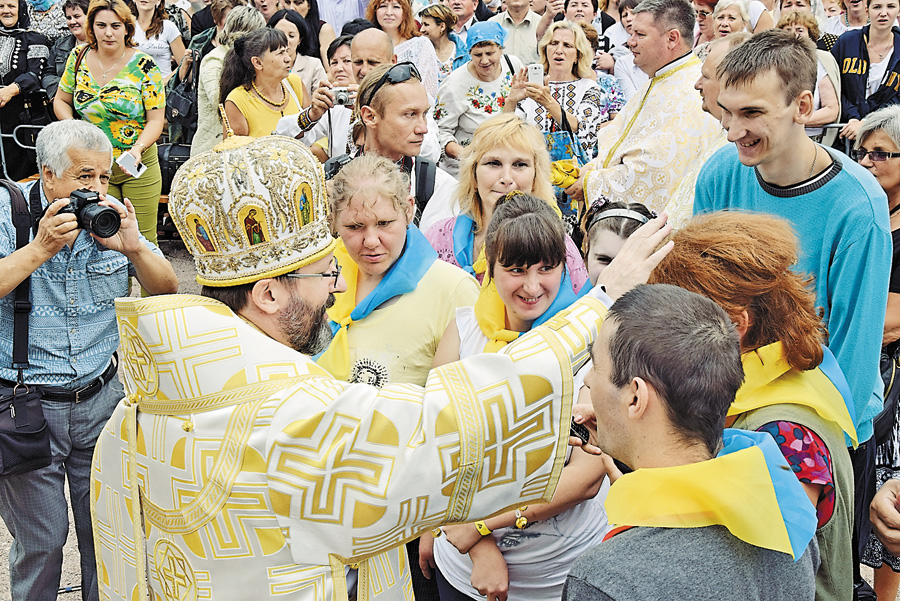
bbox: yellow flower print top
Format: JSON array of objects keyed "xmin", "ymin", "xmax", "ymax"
[{"xmin": 59, "ymin": 48, "xmax": 164, "ymax": 158}]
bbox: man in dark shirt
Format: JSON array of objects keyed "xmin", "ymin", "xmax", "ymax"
[{"xmin": 564, "ymin": 284, "xmax": 820, "ymax": 601}]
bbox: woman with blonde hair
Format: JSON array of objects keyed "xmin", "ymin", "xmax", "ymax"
[
  {"xmin": 319, "ymin": 153, "xmax": 478, "ymax": 386},
  {"xmin": 424, "ymin": 114, "xmax": 588, "ymax": 292},
  {"xmin": 505, "ymin": 21, "xmax": 606, "ymax": 159},
  {"xmin": 366, "ymin": 0, "xmax": 440, "ymax": 97},
  {"xmin": 649, "ymin": 211, "xmax": 857, "ymax": 601}
]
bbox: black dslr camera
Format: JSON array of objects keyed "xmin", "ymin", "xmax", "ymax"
[{"xmin": 44, "ymin": 189, "xmax": 121, "ymax": 238}]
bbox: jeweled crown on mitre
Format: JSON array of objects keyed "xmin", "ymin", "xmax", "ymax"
[{"xmin": 168, "ymin": 135, "xmax": 337, "ymax": 287}]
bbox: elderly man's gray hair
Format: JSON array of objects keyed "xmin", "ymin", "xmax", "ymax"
[{"xmin": 35, "ymin": 120, "xmax": 113, "ymax": 178}]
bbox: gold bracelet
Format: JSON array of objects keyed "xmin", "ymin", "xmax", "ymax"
[
  {"xmin": 474, "ymin": 520, "xmax": 492, "ymax": 536},
  {"xmin": 515, "ymin": 506, "xmax": 529, "ymax": 529}
]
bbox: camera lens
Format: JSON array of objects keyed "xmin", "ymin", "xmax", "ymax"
[{"xmin": 80, "ymin": 204, "xmax": 121, "ymax": 238}]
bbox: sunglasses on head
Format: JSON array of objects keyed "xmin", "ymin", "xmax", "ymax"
[
  {"xmin": 361, "ymin": 62, "xmax": 422, "ymax": 107},
  {"xmin": 851, "ymin": 148, "xmax": 900, "ymax": 162}
]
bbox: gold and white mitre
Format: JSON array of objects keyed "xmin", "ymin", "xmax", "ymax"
[{"xmin": 168, "ymin": 135, "xmax": 336, "ymax": 286}]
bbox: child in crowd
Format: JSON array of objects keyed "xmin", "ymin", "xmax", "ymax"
[{"xmin": 580, "ymin": 200, "xmax": 655, "ymax": 289}]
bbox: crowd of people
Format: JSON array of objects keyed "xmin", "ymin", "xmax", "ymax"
[{"xmin": 5, "ymin": 0, "xmax": 900, "ymax": 599}]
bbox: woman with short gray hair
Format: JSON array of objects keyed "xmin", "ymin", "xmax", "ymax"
[
  {"xmin": 855, "ymin": 103, "xmax": 900, "ymax": 601},
  {"xmin": 713, "ymin": 0, "xmax": 751, "ymax": 36}
]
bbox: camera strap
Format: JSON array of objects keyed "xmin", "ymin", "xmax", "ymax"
[
  {"xmin": 1, "ymin": 180, "xmax": 34, "ymax": 380},
  {"xmin": 29, "ymin": 180, "xmax": 43, "ymax": 238}
]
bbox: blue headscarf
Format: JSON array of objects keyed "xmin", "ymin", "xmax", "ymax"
[{"xmin": 466, "ymin": 21, "xmax": 507, "ymax": 54}]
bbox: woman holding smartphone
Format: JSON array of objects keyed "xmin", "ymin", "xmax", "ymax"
[
  {"xmin": 504, "ymin": 22, "xmax": 604, "ymax": 159},
  {"xmin": 54, "ymin": 0, "xmax": 165, "ymax": 246}
]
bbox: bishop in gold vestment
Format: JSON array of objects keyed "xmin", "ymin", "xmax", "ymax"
[{"xmin": 89, "ymin": 137, "xmax": 628, "ymax": 601}]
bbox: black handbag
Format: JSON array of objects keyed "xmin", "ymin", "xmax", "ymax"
[
  {"xmin": 0, "ymin": 180, "xmax": 51, "ymax": 477},
  {"xmin": 13, "ymin": 92, "xmax": 53, "ymax": 150},
  {"xmin": 157, "ymin": 143, "xmax": 192, "ymax": 195},
  {"xmin": 0, "ymin": 384, "xmax": 51, "ymax": 476},
  {"xmin": 875, "ymin": 344, "xmax": 900, "ymax": 445},
  {"xmin": 165, "ymin": 56, "xmax": 198, "ymax": 127}
]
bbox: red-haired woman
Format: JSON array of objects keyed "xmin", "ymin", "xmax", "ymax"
[{"xmin": 650, "ymin": 211, "xmax": 857, "ymax": 601}]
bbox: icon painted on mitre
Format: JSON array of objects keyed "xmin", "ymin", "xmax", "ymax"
[
  {"xmin": 295, "ymin": 182, "xmax": 313, "ymax": 226},
  {"xmin": 189, "ymin": 215, "xmax": 216, "ymax": 253},
  {"xmin": 238, "ymin": 206, "xmax": 268, "ymax": 245}
]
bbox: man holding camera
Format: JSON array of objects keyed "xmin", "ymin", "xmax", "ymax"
[{"xmin": 0, "ymin": 120, "xmax": 177, "ymax": 601}]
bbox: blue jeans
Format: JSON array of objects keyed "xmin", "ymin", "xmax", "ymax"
[{"xmin": 0, "ymin": 375, "xmax": 123, "ymax": 601}]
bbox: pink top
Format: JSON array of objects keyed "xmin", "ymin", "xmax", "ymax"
[{"xmin": 425, "ymin": 216, "xmax": 589, "ymax": 293}]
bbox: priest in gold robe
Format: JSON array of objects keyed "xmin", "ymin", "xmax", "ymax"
[
  {"xmin": 90, "ymin": 136, "xmax": 671, "ymax": 601},
  {"xmin": 576, "ymin": 0, "xmax": 721, "ymax": 214}
]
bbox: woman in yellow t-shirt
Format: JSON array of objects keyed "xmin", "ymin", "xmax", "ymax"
[{"xmin": 219, "ymin": 27, "xmax": 309, "ymax": 138}]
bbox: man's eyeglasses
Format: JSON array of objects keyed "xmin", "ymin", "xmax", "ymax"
[
  {"xmin": 851, "ymin": 149, "xmax": 900, "ymax": 162},
  {"xmin": 361, "ymin": 62, "xmax": 422, "ymax": 107},
  {"xmin": 695, "ymin": 8, "xmax": 712, "ymax": 18},
  {"xmin": 284, "ymin": 262, "xmax": 342, "ymax": 287}
]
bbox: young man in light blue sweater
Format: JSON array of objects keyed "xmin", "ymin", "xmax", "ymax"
[{"xmin": 693, "ymin": 29, "xmax": 891, "ymax": 599}]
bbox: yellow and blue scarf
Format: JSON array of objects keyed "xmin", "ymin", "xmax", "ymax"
[
  {"xmin": 317, "ymin": 226, "xmax": 437, "ymax": 380},
  {"xmin": 474, "ymin": 268, "xmax": 580, "ymax": 353},
  {"xmin": 732, "ymin": 342, "xmax": 858, "ymax": 447},
  {"xmin": 452, "ymin": 214, "xmax": 486, "ymax": 278},
  {"xmin": 605, "ymin": 429, "xmax": 818, "ymax": 560}
]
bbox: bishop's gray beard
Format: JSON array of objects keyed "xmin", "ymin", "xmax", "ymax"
[{"xmin": 280, "ymin": 293, "xmax": 336, "ymax": 356}]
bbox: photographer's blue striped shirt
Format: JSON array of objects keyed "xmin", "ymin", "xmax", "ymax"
[{"xmin": 0, "ymin": 180, "xmax": 162, "ymax": 388}]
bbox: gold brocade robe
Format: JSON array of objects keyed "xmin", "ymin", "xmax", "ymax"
[
  {"xmin": 91, "ymin": 293, "xmax": 606, "ymax": 601},
  {"xmin": 584, "ymin": 54, "xmax": 722, "ymax": 214}
]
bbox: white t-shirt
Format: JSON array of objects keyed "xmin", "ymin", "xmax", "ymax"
[
  {"xmin": 605, "ymin": 22, "xmax": 629, "ymax": 48},
  {"xmin": 133, "ymin": 19, "xmax": 180, "ymax": 77},
  {"xmin": 613, "ymin": 52, "xmax": 649, "ymax": 102},
  {"xmin": 748, "ymin": 0, "xmax": 768, "ymax": 30},
  {"xmin": 433, "ymin": 306, "xmax": 611, "ymax": 601},
  {"xmin": 868, "ymin": 54, "xmax": 891, "ymax": 97},
  {"xmin": 808, "ymin": 60, "xmax": 828, "ymax": 137},
  {"xmin": 824, "ymin": 14, "xmax": 865, "ymax": 36}
]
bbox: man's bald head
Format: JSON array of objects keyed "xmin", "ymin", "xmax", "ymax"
[{"xmin": 351, "ymin": 29, "xmax": 396, "ymax": 82}]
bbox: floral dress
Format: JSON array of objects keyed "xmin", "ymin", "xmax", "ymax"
[
  {"xmin": 597, "ymin": 72, "xmax": 625, "ymax": 118},
  {"xmin": 59, "ymin": 49, "xmax": 164, "ymax": 158},
  {"xmin": 433, "ymin": 54, "xmax": 523, "ymax": 174}
]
